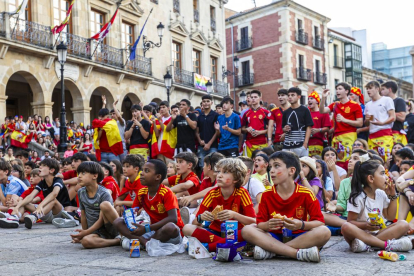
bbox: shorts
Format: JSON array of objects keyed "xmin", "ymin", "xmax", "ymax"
[
  {"xmin": 40, "ymin": 207, "xmax": 64, "ymax": 223},
  {"xmin": 269, "ymin": 231, "xmax": 305, "ymax": 242},
  {"xmin": 368, "ymin": 135, "xmax": 393, "ymax": 162},
  {"xmin": 142, "ymin": 223, "xmax": 182, "ymax": 245},
  {"xmin": 332, "ymin": 132, "xmax": 356, "ymax": 162},
  {"xmin": 218, "ymin": 148, "xmax": 239, "ymax": 158},
  {"xmin": 130, "ymin": 147, "xmax": 149, "ymax": 160},
  {"xmin": 282, "ymin": 146, "xmax": 309, "ymax": 157},
  {"xmin": 95, "ymin": 223, "xmax": 118, "ymax": 239},
  {"xmin": 244, "ymin": 143, "xmax": 267, "ymax": 158},
  {"xmin": 308, "ymin": 145, "xmax": 323, "ymax": 157},
  {"xmin": 393, "ymin": 132, "xmax": 407, "ymax": 145},
  {"xmin": 206, "ymin": 228, "xmax": 221, "ymax": 236}
]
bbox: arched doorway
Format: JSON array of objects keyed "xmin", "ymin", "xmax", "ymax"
[
  {"xmin": 121, "ymin": 93, "xmax": 140, "ymax": 120},
  {"xmin": 90, "ymin": 87, "xmax": 115, "ymax": 120},
  {"xmin": 52, "ymin": 80, "xmax": 83, "ymax": 123},
  {"xmin": 151, "ymin": 98, "xmax": 162, "ymax": 105}
]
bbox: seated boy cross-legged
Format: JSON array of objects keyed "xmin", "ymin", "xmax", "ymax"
[
  {"xmin": 241, "ymin": 151, "xmax": 331, "ymax": 263},
  {"xmin": 183, "ymin": 158, "xmax": 256, "ymax": 252},
  {"xmin": 70, "ymin": 161, "xmax": 121, "ymax": 249},
  {"xmin": 114, "ymin": 159, "xmax": 184, "ymax": 250}
]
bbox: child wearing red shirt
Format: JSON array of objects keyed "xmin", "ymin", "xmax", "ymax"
[
  {"xmin": 99, "ymin": 162, "xmax": 120, "ymax": 202},
  {"xmin": 183, "ymin": 158, "xmax": 256, "ymax": 252},
  {"xmin": 114, "ymin": 159, "xmax": 184, "ymax": 251},
  {"xmin": 241, "ymin": 151, "xmax": 331, "ymax": 262}
]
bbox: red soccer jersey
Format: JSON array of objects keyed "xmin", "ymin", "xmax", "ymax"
[
  {"xmin": 199, "ymin": 177, "xmax": 217, "ymax": 192},
  {"xmin": 167, "ymin": 172, "xmax": 200, "ymax": 195},
  {"xmin": 309, "ymin": 110, "xmax": 331, "ymax": 146},
  {"xmin": 119, "ymin": 173, "xmax": 144, "ymax": 201},
  {"xmin": 62, "ymin": 170, "xmax": 77, "ymax": 180},
  {"xmin": 132, "ymin": 184, "xmax": 184, "ymax": 229},
  {"xmin": 257, "ymin": 184, "xmax": 324, "ymax": 234},
  {"xmin": 241, "ymin": 107, "xmax": 271, "ymax": 146},
  {"xmin": 20, "ymin": 185, "xmax": 44, "ymax": 201},
  {"xmin": 269, "ymin": 107, "xmax": 285, "ymax": 143},
  {"xmin": 328, "ymin": 100, "xmax": 363, "ymax": 136},
  {"xmin": 101, "ymin": 176, "xmax": 120, "ymax": 202},
  {"xmin": 196, "ymin": 187, "xmax": 256, "ymax": 233}
]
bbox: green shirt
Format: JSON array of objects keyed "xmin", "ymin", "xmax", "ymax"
[{"xmin": 337, "ymin": 177, "xmax": 352, "ymax": 217}]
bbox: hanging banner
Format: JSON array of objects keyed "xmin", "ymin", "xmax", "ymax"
[{"xmin": 194, "ymin": 73, "xmax": 211, "ymax": 91}]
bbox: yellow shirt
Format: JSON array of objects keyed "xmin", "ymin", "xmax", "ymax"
[{"xmin": 251, "ymin": 172, "xmax": 273, "ymax": 189}]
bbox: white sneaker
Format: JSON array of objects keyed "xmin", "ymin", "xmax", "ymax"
[
  {"xmin": 121, "ymin": 236, "xmax": 131, "ymax": 250},
  {"xmin": 253, "ymin": 246, "xmax": 276, "ymax": 260},
  {"xmin": 387, "ymin": 238, "xmax": 413, "ymax": 252},
  {"xmin": 52, "ymin": 218, "xmax": 78, "ymax": 228},
  {"xmin": 0, "ymin": 216, "xmax": 19, "ymax": 229},
  {"xmin": 297, "ymin": 246, "xmax": 320, "ymax": 263},
  {"xmin": 24, "ymin": 214, "xmax": 37, "ymax": 229},
  {"xmin": 61, "ymin": 210, "xmax": 75, "ymax": 221},
  {"xmin": 180, "ymin": 207, "xmax": 190, "ymax": 225},
  {"xmin": 0, "ymin": 212, "xmax": 10, "ymax": 219},
  {"xmin": 351, "ymin": 239, "xmax": 369, "ymax": 253}
]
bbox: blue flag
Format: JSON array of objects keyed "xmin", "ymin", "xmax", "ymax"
[{"xmin": 129, "ymin": 9, "xmax": 152, "ymax": 61}]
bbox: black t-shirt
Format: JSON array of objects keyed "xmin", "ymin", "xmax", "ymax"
[
  {"xmin": 282, "ymin": 105, "xmax": 314, "ymax": 149},
  {"xmin": 125, "ymin": 119, "xmax": 151, "ymax": 146},
  {"xmin": 389, "ymin": 164, "xmax": 400, "ymax": 173},
  {"xmin": 406, "ymin": 113, "xmax": 414, "ymax": 143},
  {"xmin": 197, "ymin": 110, "xmax": 219, "ymax": 148},
  {"xmin": 392, "ymin": 97, "xmax": 406, "ymax": 132},
  {"xmin": 173, "ymin": 113, "xmax": 197, "ymax": 150},
  {"xmin": 35, "ymin": 177, "xmax": 71, "ymax": 207}
]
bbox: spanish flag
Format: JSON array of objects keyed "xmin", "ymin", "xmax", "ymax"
[
  {"xmin": 159, "ymin": 117, "xmax": 177, "ymax": 160},
  {"xmin": 51, "ymin": 0, "xmax": 75, "ymax": 35},
  {"xmin": 10, "ymin": 130, "xmax": 33, "ymax": 149},
  {"xmin": 92, "ymin": 118, "xmax": 123, "ymax": 161},
  {"xmin": 149, "ymin": 116, "xmax": 161, "ymax": 159}
]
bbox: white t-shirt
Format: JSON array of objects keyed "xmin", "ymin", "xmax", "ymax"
[
  {"xmin": 243, "ymin": 177, "xmax": 266, "ymax": 205},
  {"xmin": 347, "ymin": 189, "xmax": 390, "ymax": 223},
  {"xmin": 329, "ymin": 165, "xmax": 347, "ymax": 182},
  {"xmin": 365, "ymin": 96, "xmax": 395, "ymax": 134},
  {"xmin": 325, "ymin": 176, "xmax": 334, "ymax": 192}
]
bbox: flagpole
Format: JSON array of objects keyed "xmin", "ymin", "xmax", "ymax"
[
  {"xmin": 91, "ymin": 39, "xmax": 102, "ymax": 58},
  {"xmin": 53, "ymin": 32, "xmax": 63, "ymax": 48},
  {"xmin": 11, "ymin": 13, "xmax": 21, "ymax": 37}
]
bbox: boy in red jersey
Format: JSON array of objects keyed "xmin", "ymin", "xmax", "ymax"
[
  {"xmin": 114, "ymin": 155, "xmax": 145, "ymax": 215},
  {"xmin": 241, "ymin": 151, "xmax": 331, "ymax": 262},
  {"xmin": 114, "ymin": 159, "xmax": 184, "ymax": 250},
  {"xmin": 319, "ymin": 83, "xmax": 363, "ymax": 168},
  {"xmin": 268, "ymin": 89, "xmax": 291, "ymax": 151},
  {"xmin": 183, "ymin": 158, "xmax": 256, "ymax": 252},
  {"xmin": 241, "ymin": 90, "xmax": 272, "ymax": 157},
  {"xmin": 307, "ymin": 91, "xmax": 331, "ymax": 157},
  {"xmin": 99, "ymin": 162, "xmax": 120, "ymax": 202}
]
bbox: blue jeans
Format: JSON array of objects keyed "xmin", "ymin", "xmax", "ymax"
[
  {"xmin": 100, "ymin": 152, "xmax": 120, "ymax": 163},
  {"xmin": 197, "ymin": 147, "xmax": 218, "ymax": 168}
]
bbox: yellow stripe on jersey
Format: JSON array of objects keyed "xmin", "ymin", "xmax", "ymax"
[
  {"xmin": 203, "ymin": 190, "xmax": 221, "ymax": 207},
  {"xmin": 138, "ymin": 188, "xmax": 148, "ymax": 195},
  {"xmin": 298, "ymin": 187, "xmax": 317, "ymax": 201},
  {"xmin": 241, "ymin": 192, "xmax": 253, "ymax": 206}
]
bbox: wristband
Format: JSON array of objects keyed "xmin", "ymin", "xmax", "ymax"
[
  {"xmin": 388, "ymin": 194, "xmax": 399, "ymax": 201},
  {"xmin": 144, "ymin": 224, "xmax": 151, "ymax": 233},
  {"xmin": 185, "ymin": 115, "xmax": 189, "ymax": 118},
  {"xmin": 197, "ymin": 214, "xmax": 204, "ymax": 224},
  {"xmin": 300, "ymin": 221, "xmax": 305, "ymax": 230}
]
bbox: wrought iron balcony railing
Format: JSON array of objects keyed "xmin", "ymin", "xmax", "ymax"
[
  {"xmin": 236, "ymin": 37, "xmax": 252, "ymax": 52},
  {"xmin": 296, "ymin": 30, "xmax": 308, "ymax": 45},
  {"xmin": 125, "ymin": 53, "xmax": 152, "ymax": 76},
  {"xmin": 174, "ymin": 67, "xmax": 194, "ymax": 87},
  {"xmin": 314, "ymin": 72, "xmax": 327, "ymax": 85},
  {"xmin": 313, "ymin": 36, "xmax": 324, "ymax": 50},
  {"xmin": 94, "ymin": 43, "xmax": 124, "ymax": 68},
  {"xmin": 235, "ymin": 73, "xmax": 254, "ymax": 87},
  {"xmin": 58, "ymin": 32, "xmax": 91, "ymax": 59},
  {"xmin": 297, "ymin": 67, "xmax": 312, "ymax": 81},
  {"xmin": 10, "ymin": 18, "xmax": 53, "ymax": 49},
  {"xmin": 213, "ymin": 79, "xmax": 229, "ymax": 96},
  {"xmin": 0, "ymin": 13, "xmax": 5, "ymax": 37}
]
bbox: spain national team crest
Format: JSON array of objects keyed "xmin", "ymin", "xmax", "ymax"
[
  {"xmin": 259, "ymin": 114, "xmax": 263, "ymax": 120},
  {"xmin": 157, "ymin": 203, "xmax": 166, "ymax": 213},
  {"xmin": 296, "ymin": 206, "xmax": 305, "ymax": 219},
  {"xmin": 232, "ymin": 203, "xmax": 239, "ymax": 212},
  {"xmin": 345, "ymin": 107, "xmax": 351, "ymax": 113}
]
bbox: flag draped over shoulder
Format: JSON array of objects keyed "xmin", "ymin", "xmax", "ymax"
[
  {"xmin": 8, "ymin": 0, "xmax": 29, "ymax": 16},
  {"xmin": 10, "ymin": 130, "xmax": 33, "ymax": 149},
  {"xmin": 158, "ymin": 117, "xmax": 177, "ymax": 160},
  {"xmin": 51, "ymin": 0, "xmax": 75, "ymax": 35},
  {"xmin": 91, "ymin": 8, "xmax": 119, "ymax": 41},
  {"xmin": 92, "ymin": 119, "xmax": 123, "ymax": 161},
  {"xmin": 149, "ymin": 116, "xmax": 161, "ymax": 159}
]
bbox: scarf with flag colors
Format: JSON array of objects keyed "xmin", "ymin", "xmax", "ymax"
[
  {"xmin": 8, "ymin": 0, "xmax": 29, "ymax": 16},
  {"xmin": 10, "ymin": 130, "xmax": 33, "ymax": 149},
  {"xmin": 92, "ymin": 118, "xmax": 123, "ymax": 161},
  {"xmin": 91, "ymin": 8, "xmax": 119, "ymax": 41},
  {"xmin": 51, "ymin": 0, "xmax": 75, "ymax": 35}
]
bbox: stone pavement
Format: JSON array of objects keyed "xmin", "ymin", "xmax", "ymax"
[{"xmin": 1, "ymin": 225, "xmax": 414, "ymax": 276}]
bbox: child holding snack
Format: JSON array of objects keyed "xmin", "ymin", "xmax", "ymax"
[
  {"xmin": 183, "ymin": 158, "xmax": 256, "ymax": 252},
  {"xmin": 341, "ymin": 160, "xmax": 412, "ymax": 252},
  {"xmin": 241, "ymin": 151, "xmax": 331, "ymax": 262},
  {"xmin": 252, "ymin": 154, "xmax": 273, "ymax": 189}
]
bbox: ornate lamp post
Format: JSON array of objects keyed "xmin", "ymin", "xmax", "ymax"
[
  {"xmin": 164, "ymin": 71, "xmax": 172, "ymax": 103},
  {"xmin": 143, "ymin": 22, "xmax": 165, "ymax": 57},
  {"xmin": 56, "ymin": 41, "xmax": 68, "ymax": 154}
]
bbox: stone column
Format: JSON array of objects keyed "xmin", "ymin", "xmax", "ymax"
[
  {"xmin": 0, "ymin": 95, "xmax": 8, "ymax": 124},
  {"xmin": 71, "ymin": 107, "xmax": 92, "ymax": 126},
  {"xmin": 31, "ymin": 102, "xmax": 54, "ymax": 119}
]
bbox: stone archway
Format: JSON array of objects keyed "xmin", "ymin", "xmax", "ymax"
[
  {"xmin": 51, "ymin": 79, "xmax": 86, "ymax": 124},
  {"xmin": 150, "ymin": 98, "xmax": 162, "ymax": 105},
  {"xmin": 89, "ymin": 86, "xmax": 115, "ymax": 120},
  {"xmin": 121, "ymin": 93, "xmax": 140, "ymax": 120}
]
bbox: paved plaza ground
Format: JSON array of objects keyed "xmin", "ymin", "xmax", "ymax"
[{"xmin": 1, "ymin": 224, "xmax": 414, "ymax": 276}]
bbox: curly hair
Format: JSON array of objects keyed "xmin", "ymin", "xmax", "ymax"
[{"xmin": 216, "ymin": 158, "xmax": 247, "ymax": 188}]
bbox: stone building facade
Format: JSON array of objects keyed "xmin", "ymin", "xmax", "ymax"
[
  {"xmin": 225, "ymin": 0, "xmax": 330, "ymax": 108},
  {"xmin": 0, "ymin": 0, "xmax": 228, "ymax": 124}
]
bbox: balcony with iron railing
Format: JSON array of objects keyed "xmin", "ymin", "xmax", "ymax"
[
  {"xmin": 211, "ymin": 18, "xmax": 216, "ymax": 31},
  {"xmin": 125, "ymin": 50, "xmax": 152, "ymax": 76},
  {"xmin": 314, "ymin": 72, "xmax": 327, "ymax": 85},
  {"xmin": 236, "ymin": 37, "xmax": 252, "ymax": 52},
  {"xmin": 174, "ymin": 67, "xmax": 194, "ymax": 87},
  {"xmin": 194, "ymin": 9, "xmax": 199, "ymax": 23},
  {"xmin": 58, "ymin": 32, "xmax": 91, "ymax": 59},
  {"xmin": 313, "ymin": 36, "xmax": 324, "ymax": 50},
  {"xmin": 0, "ymin": 13, "xmax": 4, "ymax": 37},
  {"xmin": 333, "ymin": 55, "xmax": 344, "ymax": 69},
  {"xmin": 173, "ymin": 0, "xmax": 180, "ymax": 13},
  {"xmin": 235, "ymin": 73, "xmax": 254, "ymax": 87},
  {"xmin": 11, "ymin": 17, "xmax": 53, "ymax": 50},
  {"xmin": 213, "ymin": 79, "xmax": 229, "ymax": 96},
  {"xmin": 297, "ymin": 67, "xmax": 312, "ymax": 81},
  {"xmin": 295, "ymin": 30, "xmax": 308, "ymax": 45}
]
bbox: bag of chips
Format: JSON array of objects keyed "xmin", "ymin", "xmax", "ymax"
[{"xmin": 213, "ymin": 242, "xmax": 246, "ymax": 262}]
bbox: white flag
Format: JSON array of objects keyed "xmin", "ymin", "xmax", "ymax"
[{"xmin": 8, "ymin": 0, "xmax": 29, "ymax": 16}]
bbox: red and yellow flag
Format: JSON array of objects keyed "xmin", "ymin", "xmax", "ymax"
[
  {"xmin": 10, "ymin": 130, "xmax": 33, "ymax": 149},
  {"xmin": 158, "ymin": 117, "xmax": 177, "ymax": 160},
  {"xmin": 149, "ymin": 116, "xmax": 161, "ymax": 159},
  {"xmin": 51, "ymin": 0, "xmax": 75, "ymax": 35},
  {"xmin": 92, "ymin": 119, "xmax": 123, "ymax": 161}
]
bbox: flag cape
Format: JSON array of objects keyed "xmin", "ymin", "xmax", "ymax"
[
  {"xmin": 158, "ymin": 117, "xmax": 177, "ymax": 159},
  {"xmin": 51, "ymin": 0, "xmax": 75, "ymax": 35},
  {"xmin": 92, "ymin": 119, "xmax": 123, "ymax": 161},
  {"xmin": 8, "ymin": 0, "xmax": 29, "ymax": 16},
  {"xmin": 10, "ymin": 130, "xmax": 33, "ymax": 149},
  {"xmin": 91, "ymin": 8, "xmax": 119, "ymax": 41},
  {"xmin": 129, "ymin": 8, "xmax": 152, "ymax": 60},
  {"xmin": 149, "ymin": 116, "xmax": 161, "ymax": 159}
]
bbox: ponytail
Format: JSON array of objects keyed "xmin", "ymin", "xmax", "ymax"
[{"xmin": 349, "ymin": 160, "xmax": 381, "ymax": 207}]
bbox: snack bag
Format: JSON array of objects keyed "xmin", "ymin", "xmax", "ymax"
[
  {"xmin": 213, "ymin": 242, "xmax": 246, "ymax": 262},
  {"xmin": 124, "ymin": 207, "xmax": 139, "ymax": 231},
  {"xmin": 378, "ymin": 251, "xmax": 398, "ymax": 262},
  {"xmin": 368, "ymin": 211, "xmax": 386, "ymax": 230}
]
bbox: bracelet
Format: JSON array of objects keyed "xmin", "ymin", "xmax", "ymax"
[
  {"xmin": 144, "ymin": 224, "xmax": 151, "ymax": 233},
  {"xmin": 403, "ymin": 188, "xmax": 411, "ymax": 195},
  {"xmin": 300, "ymin": 220, "xmax": 305, "ymax": 230},
  {"xmin": 301, "ymin": 177, "xmax": 307, "ymax": 182},
  {"xmin": 197, "ymin": 214, "xmax": 204, "ymax": 224},
  {"xmin": 388, "ymin": 194, "xmax": 399, "ymax": 201},
  {"xmin": 319, "ymin": 128, "xmax": 322, "ymax": 133}
]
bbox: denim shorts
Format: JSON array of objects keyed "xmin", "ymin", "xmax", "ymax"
[{"xmin": 269, "ymin": 231, "xmax": 305, "ymax": 242}]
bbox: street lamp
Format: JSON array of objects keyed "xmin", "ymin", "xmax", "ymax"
[
  {"xmin": 239, "ymin": 90, "xmax": 247, "ymax": 102},
  {"xmin": 206, "ymin": 80, "xmax": 213, "ymax": 94},
  {"xmin": 56, "ymin": 41, "xmax": 68, "ymax": 154},
  {"xmin": 222, "ymin": 56, "xmax": 240, "ymax": 80},
  {"xmin": 164, "ymin": 71, "xmax": 172, "ymax": 103},
  {"xmin": 143, "ymin": 22, "xmax": 165, "ymax": 57}
]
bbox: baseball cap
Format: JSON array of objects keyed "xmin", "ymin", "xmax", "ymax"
[{"xmin": 238, "ymin": 101, "xmax": 247, "ymax": 106}]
